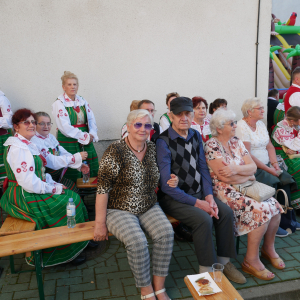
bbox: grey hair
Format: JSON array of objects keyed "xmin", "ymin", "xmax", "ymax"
[
  {"xmin": 35, "ymin": 111, "xmax": 51, "ymax": 121},
  {"xmin": 210, "ymin": 108, "xmax": 236, "ymax": 136},
  {"xmin": 241, "ymin": 98, "xmax": 262, "ymax": 117},
  {"xmin": 126, "ymin": 109, "xmax": 153, "ymax": 126}
]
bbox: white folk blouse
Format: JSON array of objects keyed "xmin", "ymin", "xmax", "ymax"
[
  {"xmin": 272, "ymin": 119, "xmax": 300, "ymax": 152},
  {"xmin": 52, "ymin": 93, "xmax": 99, "ymax": 145},
  {"xmin": 31, "ymin": 133, "xmax": 82, "ymax": 170},
  {"xmin": 4, "ymin": 134, "xmax": 64, "ymax": 194},
  {"xmin": 0, "ymin": 90, "xmax": 13, "ymax": 129}
]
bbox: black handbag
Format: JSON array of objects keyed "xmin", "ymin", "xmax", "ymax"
[{"xmin": 276, "ymin": 189, "xmax": 297, "ymax": 233}]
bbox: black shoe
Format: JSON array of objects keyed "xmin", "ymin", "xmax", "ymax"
[
  {"xmin": 71, "ymin": 253, "xmax": 86, "ymax": 266},
  {"xmin": 174, "ymin": 223, "xmax": 193, "ymax": 242},
  {"xmin": 87, "ymin": 240, "xmax": 99, "ymax": 249},
  {"xmin": 0, "ymin": 267, "xmax": 3, "ymax": 279},
  {"xmin": 174, "ymin": 231, "xmax": 186, "ymax": 242}
]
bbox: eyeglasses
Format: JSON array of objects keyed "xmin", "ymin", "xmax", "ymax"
[
  {"xmin": 37, "ymin": 122, "xmax": 53, "ymax": 127},
  {"xmin": 147, "ymin": 109, "xmax": 157, "ymax": 114},
  {"xmin": 225, "ymin": 121, "xmax": 237, "ymax": 127},
  {"xmin": 133, "ymin": 122, "xmax": 153, "ymax": 130},
  {"xmin": 253, "ymin": 107, "xmax": 264, "ymax": 111},
  {"xmin": 18, "ymin": 120, "xmax": 37, "ymax": 126}
]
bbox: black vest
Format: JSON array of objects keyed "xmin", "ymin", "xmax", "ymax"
[{"xmin": 158, "ymin": 129, "xmax": 201, "ymax": 195}]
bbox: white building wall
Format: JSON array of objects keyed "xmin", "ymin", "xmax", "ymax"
[{"xmin": 0, "ymin": 0, "xmax": 271, "ymax": 140}]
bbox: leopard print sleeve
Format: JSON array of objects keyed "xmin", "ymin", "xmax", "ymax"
[{"xmin": 97, "ymin": 142, "xmax": 120, "ymax": 194}]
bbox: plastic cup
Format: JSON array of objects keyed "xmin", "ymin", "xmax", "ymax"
[{"xmin": 212, "ymin": 263, "xmax": 224, "ymax": 282}]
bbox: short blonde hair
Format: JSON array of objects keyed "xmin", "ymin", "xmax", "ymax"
[
  {"xmin": 210, "ymin": 108, "xmax": 236, "ymax": 136},
  {"xmin": 61, "ymin": 71, "xmax": 78, "ymax": 85},
  {"xmin": 241, "ymin": 98, "xmax": 262, "ymax": 117},
  {"xmin": 130, "ymin": 100, "xmax": 140, "ymax": 111},
  {"xmin": 127, "ymin": 109, "xmax": 153, "ymax": 126}
]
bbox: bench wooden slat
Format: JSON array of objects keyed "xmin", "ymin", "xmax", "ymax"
[
  {"xmin": 0, "ymin": 221, "xmax": 95, "ymax": 257},
  {"xmin": 0, "ymin": 215, "xmax": 36, "ymax": 235}
]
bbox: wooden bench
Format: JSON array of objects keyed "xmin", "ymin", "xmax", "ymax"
[{"xmin": 0, "ymin": 213, "xmax": 178, "ymax": 300}]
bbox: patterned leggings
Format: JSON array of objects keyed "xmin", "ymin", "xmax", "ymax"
[{"xmin": 106, "ymin": 203, "xmax": 174, "ymax": 287}]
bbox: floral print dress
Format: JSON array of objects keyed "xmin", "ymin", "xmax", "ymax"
[{"xmin": 204, "ymin": 136, "xmax": 283, "ymax": 236}]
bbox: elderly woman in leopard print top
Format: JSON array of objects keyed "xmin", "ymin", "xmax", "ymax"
[{"xmin": 94, "ymin": 109, "xmax": 176, "ymax": 300}]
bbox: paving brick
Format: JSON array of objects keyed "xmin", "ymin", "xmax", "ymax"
[
  {"xmin": 181, "ymin": 287, "xmax": 192, "ymax": 297},
  {"xmin": 0, "ymin": 292, "xmax": 13, "ymax": 300},
  {"xmin": 171, "ymin": 269, "xmax": 195, "ymax": 279},
  {"xmin": 165, "ymin": 275, "xmax": 176, "ymax": 288},
  {"xmin": 176, "ymin": 257, "xmax": 192, "ymax": 270},
  {"xmin": 124, "ymin": 285, "xmax": 138, "ymax": 296},
  {"xmin": 69, "ymin": 292, "xmax": 83, "ymax": 300},
  {"xmin": 70, "ymin": 282, "xmax": 96, "ymax": 293},
  {"xmin": 174, "ymin": 278, "xmax": 186, "ymax": 289},
  {"xmin": 13, "ymin": 290, "xmax": 39, "ymax": 299},
  {"xmin": 167, "ymin": 288, "xmax": 181, "ymax": 298},
  {"xmin": 96, "ymin": 273, "xmax": 109, "ymax": 289},
  {"xmin": 169, "ymin": 264, "xmax": 180, "ymax": 272},
  {"xmin": 84, "ymin": 288, "xmax": 110, "ymax": 299},
  {"xmin": 56, "ymin": 286, "xmax": 69, "ymax": 299},
  {"xmin": 70, "ymin": 270, "xmax": 82, "ymax": 277},
  {"xmin": 121, "ymin": 277, "xmax": 135, "ymax": 286},
  {"xmin": 17, "ymin": 273, "xmax": 31, "ymax": 284},
  {"xmin": 126, "ymin": 296, "xmax": 141, "ymax": 300},
  {"xmin": 85, "ymin": 260, "xmax": 97, "ymax": 267},
  {"xmin": 57, "ymin": 276, "xmax": 82, "ymax": 286},
  {"xmin": 284, "ymin": 260, "xmax": 300, "ymax": 269},
  {"xmin": 285, "ymin": 245, "xmax": 300, "ymax": 253},
  {"xmin": 117, "ymin": 258, "xmax": 131, "ymax": 271},
  {"xmin": 76, "ymin": 263, "xmax": 88, "ymax": 270},
  {"xmin": 276, "ymin": 249, "xmax": 294, "ymax": 261},
  {"xmin": 277, "ymin": 269, "xmax": 300, "ymax": 281},
  {"xmin": 116, "ymin": 252, "xmax": 127, "ymax": 259},
  {"xmin": 44, "ymin": 271, "xmax": 69, "ymax": 280},
  {"xmin": 2, "ymin": 282, "xmax": 29, "ymax": 293},
  {"xmin": 110, "ymin": 278, "xmax": 124, "ymax": 296},
  {"xmin": 82, "ymin": 268, "xmax": 95, "ymax": 283},
  {"xmin": 95, "ymin": 265, "xmax": 118, "ymax": 274},
  {"xmin": 44, "ymin": 279, "xmax": 56, "ymax": 296},
  {"xmin": 107, "ymin": 271, "xmax": 132, "ymax": 280},
  {"xmin": 173, "ymin": 250, "xmax": 195, "ymax": 258}
]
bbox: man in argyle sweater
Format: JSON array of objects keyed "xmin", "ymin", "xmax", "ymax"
[{"xmin": 156, "ymin": 97, "xmax": 246, "ymax": 284}]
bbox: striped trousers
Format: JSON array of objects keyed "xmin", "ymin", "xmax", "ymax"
[{"xmin": 106, "ymin": 203, "xmax": 174, "ymax": 287}]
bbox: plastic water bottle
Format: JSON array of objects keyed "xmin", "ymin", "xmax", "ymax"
[
  {"xmin": 67, "ymin": 198, "xmax": 76, "ymax": 228},
  {"xmin": 82, "ymin": 161, "xmax": 90, "ymax": 183}
]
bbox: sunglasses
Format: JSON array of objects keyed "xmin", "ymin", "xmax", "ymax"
[
  {"xmin": 226, "ymin": 121, "xmax": 237, "ymax": 127},
  {"xmin": 133, "ymin": 122, "xmax": 152, "ymax": 130},
  {"xmin": 18, "ymin": 120, "xmax": 37, "ymax": 126}
]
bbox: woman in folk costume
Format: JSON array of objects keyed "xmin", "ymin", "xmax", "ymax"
[
  {"xmin": 0, "ymin": 90, "xmax": 13, "ymax": 183},
  {"xmin": 31, "ymin": 112, "xmax": 89, "ymax": 193},
  {"xmin": 191, "ymin": 96, "xmax": 211, "ymax": 143},
  {"xmin": 272, "ymin": 106, "xmax": 300, "ymax": 210},
  {"xmin": 159, "ymin": 92, "xmax": 180, "ymax": 132},
  {"xmin": 0, "ymin": 109, "xmax": 90, "ymax": 266},
  {"xmin": 52, "ymin": 71, "xmax": 99, "ymax": 182}
]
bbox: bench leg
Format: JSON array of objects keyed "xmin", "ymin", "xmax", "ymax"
[
  {"xmin": 236, "ymin": 236, "xmax": 240, "ymax": 255},
  {"xmin": 9, "ymin": 255, "xmax": 15, "ymax": 274},
  {"xmin": 34, "ymin": 250, "xmax": 45, "ymax": 300}
]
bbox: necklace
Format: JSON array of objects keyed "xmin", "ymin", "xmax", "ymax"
[
  {"xmin": 244, "ymin": 118, "xmax": 256, "ymax": 130},
  {"xmin": 127, "ymin": 137, "xmax": 146, "ymax": 153}
]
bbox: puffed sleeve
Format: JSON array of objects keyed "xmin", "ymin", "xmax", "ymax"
[
  {"xmin": 7, "ymin": 146, "xmax": 63, "ymax": 194},
  {"xmin": 97, "ymin": 144, "xmax": 120, "ymax": 194},
  {"xmin": 52, "ymin": 100, "xmax": 90, "ymax": 145},
  {"xmin": 273, "ymin": 127, "xmax": 300, "ymax": 151},
  {"xmin": 0, "ymin": 95, "xmax": 13, "ymax": 129},
  {"xmin": 84, "ymin": 100, "xmax": 99, "ymax": 142}
]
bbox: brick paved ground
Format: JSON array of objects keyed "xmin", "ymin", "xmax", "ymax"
[{"xmin": 1, "ymin": 197, "xmax": 300, "ymax": 300}]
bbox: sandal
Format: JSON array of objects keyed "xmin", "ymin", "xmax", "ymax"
[
  {"xmin": 242, "ymin": 259, "xmax": 275, "ymax": 281},
  {"xmin": 141, "ymin": 292, "xmax": 155, "ymax": 299},
  {"xmin": 155, "ymin": 288, "xmax": 171, "ymax": 300},
  {"xmin": 261, "ymin": 248, "xmax": 285, "ymax": 270}
]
